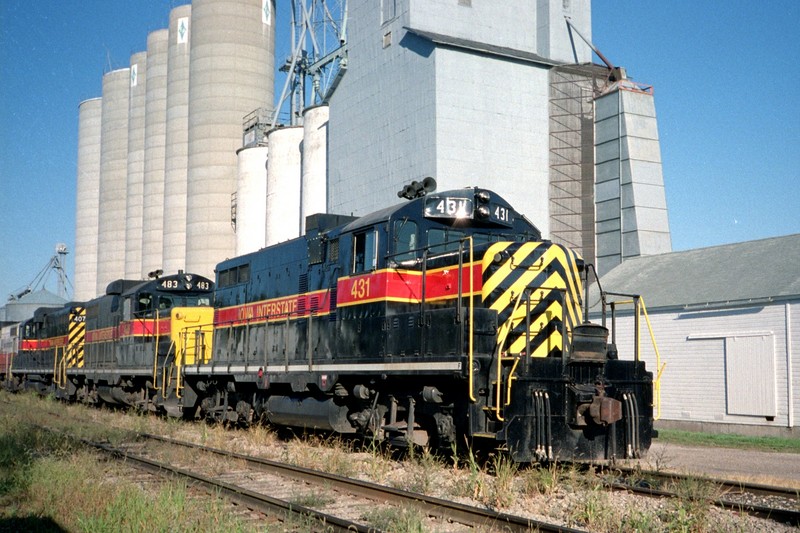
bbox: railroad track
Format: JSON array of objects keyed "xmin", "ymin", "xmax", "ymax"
[
  {"xmin": 15, "ymin": 396, "xmax": 799, "ymax": 531},
  {"xmin": 120, "ymin": 431, "xmax": 585, "ymax": 532},
  {"xmin": 602, "ymin": 465, "xmax": 800, "ymax": 526}
]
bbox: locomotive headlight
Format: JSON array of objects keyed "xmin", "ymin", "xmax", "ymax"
[
  {"xmin": 475, "ymin": 190, "xmax": 490, "ymax": 203},
  {"xmin": 493, "ymin": 250, "xmax": 509, "ymax": 264},
  {"xmin": 476, "ymin": 205, "xmax": 490, "ymax": 218}
]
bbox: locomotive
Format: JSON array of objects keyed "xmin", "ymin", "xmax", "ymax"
[
  {"xmin": 5, "ymin": 186, "xmax": 654, "ymax": 461},
  {"xmin": 8, "ymin": 272, "xmax": 214, "ymax": 412}
]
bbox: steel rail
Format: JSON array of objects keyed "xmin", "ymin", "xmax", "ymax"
[
  {"xmin": 602, "ymin": 467, "xmax": 799, "ymax": 526},
  {"xmin": 139, "ymin": 432, "xmax": 586, "ymax": 533},
  {"xmin": 83, "ymin": 438, "xmax": 373, "ymax": 533}
]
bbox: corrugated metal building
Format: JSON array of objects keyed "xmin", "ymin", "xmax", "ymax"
[{"xmin": 594, "ymin": 234, "xmax": 800, "ymax": 437}]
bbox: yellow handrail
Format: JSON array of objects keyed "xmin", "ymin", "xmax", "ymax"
[
  {"xmin": 152, "ymin": 310, "xmax": 160, "ymax": 389},
  {"xmin": 610, "ymin": 297, "xmax": 666, "ymax": 421},
  {"xmin": 639, "ymin": 298, "xmax": 665, "ymax": 420},
  {"xmin": 52, "ymin": 346, "xmax": 60, "ymax": 389},
  {"xmin": 493, "ymin": 290, "xmax": 526, "ymax": 421}
]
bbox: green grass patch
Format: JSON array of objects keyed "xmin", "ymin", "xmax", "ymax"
[
  {"xmin": 362, "ymin": 506, "xmax": 426, "ymax": 533},
  {"xmin": 657, "ymin": 429, "xmax": 800, "ymax": 453},
  {"xmin": 0, "ymin": 396, "xmax": 251, "ymax": 532}
]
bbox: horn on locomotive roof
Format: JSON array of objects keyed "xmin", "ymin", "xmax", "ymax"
[{"xmin": 397, "ymin": 176, "xmax": 437, "ymax": 200}]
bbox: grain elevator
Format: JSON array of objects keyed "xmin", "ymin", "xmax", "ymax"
[{"xmin": 73, "ymin": 0, "xmax": 671, "ymax": 301}]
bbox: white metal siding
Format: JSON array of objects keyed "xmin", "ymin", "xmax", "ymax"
[{"xmin": 604, "ymin": 302, "xmax": 794, "ymax": 429}]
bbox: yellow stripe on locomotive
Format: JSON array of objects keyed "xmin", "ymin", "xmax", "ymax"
[
  {"xmin": 67, "ymin": 306, "xmax": 86, "ymax": 368},
  {"xmin": 482, "ymin": 241, "xmax": 584, "ymax": 358}
]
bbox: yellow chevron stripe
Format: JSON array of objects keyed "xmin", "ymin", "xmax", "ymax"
[
  {"xmin": 529, "ymin": 330, "xmax": 563, "ymax": 358},
  {"xmin": 486, "ymin": 247, "xmax": 559, "ymax": 312},
  {"xmin": 508, "ymin": 302, "xmax": 562, "ymax": 357},
  {"xmin": 481, "ymin": 242, "xmax": 537, "ymax": 299},
  {"xmin": 68, "ymin": 307, "xmax": 86, "ymax": 368}
]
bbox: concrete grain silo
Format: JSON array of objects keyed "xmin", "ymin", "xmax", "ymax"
[
  {"xmin": 141, "ymin": 29, "xmax": 169, "ymax": 276},
  {"xmin": 96, "ymin": 68, "xmax": 130, "ymax": 295},
  {"xmin": 265, "ymin": 126, "xmax": 303, "ymax": 246},
  {"xmin": 74, "ymin": 97, "xmax": 102, "ymax": 301},
  {"xmin": 162, "ymin": 4, "xmax": 192, "ymax": 274},
  {"xmin": 235, "ymin": 145, "xmax": 268, "ymax": 255},
  {"xmin": 124, "ymin": 51, "xmax": 148, "ymax": 279},
  {"xmin": 185, "ymin": 0, "xmax": 276, "ymax": 277},
  {"xmin": 300, "ymin": 105, "xmax": 329, "ymax": 232}
]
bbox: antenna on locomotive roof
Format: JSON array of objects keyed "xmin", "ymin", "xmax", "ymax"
[{"xmin": 397, "ymin": 177, "xmax": 436, "ymax": 200}]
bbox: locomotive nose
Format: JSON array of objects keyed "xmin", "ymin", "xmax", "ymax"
[{"xmin": 481, "ymin": 241, "xmax": 583, "ymax": 360}]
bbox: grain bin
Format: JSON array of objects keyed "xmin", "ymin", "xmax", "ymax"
[
  {"xmin": 301, "ymin": 104, "xmax": 329, "ymax": 233},
  {"xmin": 185, "ymin": 0, "xmax": 276, "ymax": 277},
  {"xmin": 124, "ymin": 51, "xmax": 148, "ymax": 279},
  {"xmin": 162, "ymin": 4, "xmax": 192, "ymax": 274},
  {"xmin": 96, "ymin": 68, "xmax": 130, "ymax": 295},
  {"xmin": 141, "ymin": 29, "xmax": 169, "ymax": 276},
  {"xmin": 235, "ymin": 145, "xmax": 269, "ymax": 255},
  {"xmin": 74, "ymin": 97, "xmax": 102, "ymax": 301},
  {"xmin": 265, "ymin": 126, "xmax": 303, "ymax": 246}
]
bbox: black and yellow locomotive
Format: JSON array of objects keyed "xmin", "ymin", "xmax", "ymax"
[
  {"xmin": 183, "ymin": 186, "xmax": 653, "ymax": 461},
  {"xmin": 9, "ymin": 273, "xmax": 214, "ymax": 413}
]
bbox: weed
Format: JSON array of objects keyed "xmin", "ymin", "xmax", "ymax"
[
  {"xmin": 363, "ymin": 506, "xmax": 426, "ymax": 533},
  {"xmin": 364, "ymin": 436, "xmax": 392, "ymax": 482},
  {"xmin": 449, "ymin": 444, "xmax": 484, "ymax": 500},
  {"xmin": 666, "ymin": 475, "xmax": 718, "ymax": 529},
  {"xmin": 619, "ymin": 506, "xmax": 659, "ymax": 532},
  {"xmin": 568, "ymin": 485, "xmax": 616, "ymax": 531},
  {"xmin": 521, "ymin": 462, "xmax": 560, "ymax": 496},
  {"xmin": 486, "ymin": 453, "xmax": 518, "ymax": 509},
  {"xmin": 406, "ymin": 446, "xmax": 441, "ymax": 494},
  {"xmin": 289, "ymin": 489, "xmax": 336, "ymax": 509}
]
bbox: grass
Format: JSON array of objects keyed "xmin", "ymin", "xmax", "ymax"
[
  {"xmin": 0, "ymin": 416, "xmax": 250, "ymax": 532},
  {"xmin": 3, "ymin": 390, "xmax": 793, "ymax": 533},
  {"xmin": 657, "ymin": 428, "xmax": 800, "ymax": 453},
  {"xmin": 362, "ymin": 506, "xmax": 426, "ymax": 533}
]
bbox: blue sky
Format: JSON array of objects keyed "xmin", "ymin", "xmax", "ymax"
[{"xmin": 1, "ymin": 1, "xmax": 798, "ymax": 303}]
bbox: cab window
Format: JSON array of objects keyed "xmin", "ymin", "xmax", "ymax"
[
  {"xmin": 158, "ymin": 296, "xmax": 173, "ymax": 312},
  {"xmin": 353, "ymin": 229, "xmax": 377, "ymax": 273},
  {"xmin": 135, "ymin": 293, "xmax": 153, "ymax": 317},
  {"xmin": 393, "ymin": 219, "xmax": 418, "ymax": 261},
  {"xmin": 428, "ymin": 228, "xmax": 465, "ymax": 254}
]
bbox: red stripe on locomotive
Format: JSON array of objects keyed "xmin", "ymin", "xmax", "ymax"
[{"xmin": 336, "ymin": 264, "xmax": 484, "ymax": 307}]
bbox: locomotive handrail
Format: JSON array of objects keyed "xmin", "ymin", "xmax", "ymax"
[
  {"xmin": 493, "ymin": 285, "xmax": 571, "ymax": 421},
  {"xmin": 53, "ymin": 345, "xmax": 67, "ymax": 390},
  {"xmin": 152, "ymin": 309, "xmax": 161, "ymax": 388},
  {"xmin": 604, "ymin": 293, "xmax": 665, "ymax": 421},
  {"xmin": 457, "ymin": 237, "xmax": 477, "ymax": 403},
  {"xmin": 493, "ymin": 289, "xmax": 527, "ymax": 421}
]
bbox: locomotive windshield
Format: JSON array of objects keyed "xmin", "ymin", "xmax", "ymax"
[{"xmin": 132, "ymin": 292, "xmax": 211, "ymax": 317}]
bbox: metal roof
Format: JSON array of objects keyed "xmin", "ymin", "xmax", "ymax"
[
  {"xmin": 404, "ymin": 27, "xmax": 561, "ymax": 67},
  {"xmin": 595, "ymin": 234, "xmax": 800, "ymax": 311}
]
